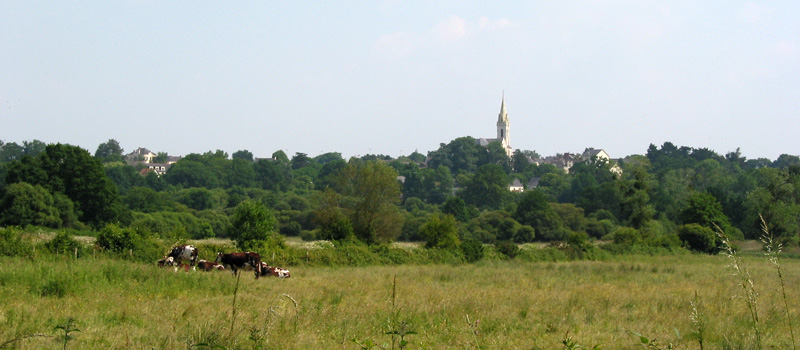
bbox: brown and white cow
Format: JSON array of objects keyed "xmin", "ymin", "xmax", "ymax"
[
  {"xmin": 197, "ymin": 260, "xmax": 225, "ymax": 271},
  {"xmin": 259, "ymin": 262, "xmax": 291, "ymax": 278},
  {"xmin": 167, "ymin": 245, "xmax": 198, "ymax": 266},
  {"xmin": 157, "ymin": 256, "xmax": 175, "ymax": 267},
  {"xmin": 215, "ymin": 252, "xmax": 262, "ymax": 279}
]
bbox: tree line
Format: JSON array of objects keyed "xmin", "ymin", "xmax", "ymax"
[{"xmin": 0, "ymin": 138, "xmax": 798, "ymax": 257}]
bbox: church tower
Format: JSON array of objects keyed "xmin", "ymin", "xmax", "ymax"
[{"xmin": 496, "ymin": 95, "xmax": 512, "ymax": 157}]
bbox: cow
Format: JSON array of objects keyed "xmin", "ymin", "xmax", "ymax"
[
  {"xmin": 167, "ymin": 245, "xmax": 199, "ymax": 266},
  {"xmin": 259, "ymin": 262, "xmax": 291, "ymax": 278},
  {"xmin": 215, "ymin": 252, "xmax": 262, "ymax": 279},
  {"xmin": 157, "ymin": 256, "xmax": 175, "ymax": 267},
  {"xmin": 197, "ymin": 260, "xmax": 225, "ymax": 272}
]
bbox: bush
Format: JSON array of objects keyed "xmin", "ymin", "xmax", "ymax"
[
  {"xmin": 460, "ymin": 239, "xmax": 484, "ymax": 263},
  {"xmin": 0, "ymin": 227, "xmax": 33, "ymax": 257},
  {"xmin": 678, "ymin": 223, "xmax": 717, "ymax": 253},
  {"xmin": 280, "ymin": 221, "xmax": 302, "ymax": 236},
  {"xmin": 612, "ymin": 227, "xmax": 641, "ymax": 246},
  {"xmin": 300, "ymin": 230, "xmax": 317, "ymax": 242},
  {"xmin": 420, "ymin": 214, "xmax": 460, "ymax": 250},
  {"xmin": 495, "ymin": 241, "xmax": 519, "ymax": 259},
  {"xmin": 45, "ymin": 231, "xmax": 83, "ymax": 255},
  {"xmin": 96, "ymin": 224, "xmax": 162, "ymax": 261}
]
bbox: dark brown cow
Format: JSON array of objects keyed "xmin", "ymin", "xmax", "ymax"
[
  {"xmin": 167, "ymin": 245, "xmax": 198, "ymax": 266},
  {"xmin": 215, "ymin": 252, "xmax": 262, "ymax": 279},
  {"xmin": 197, "ymin": 260, "xmax": 225, "ymax": 271}
]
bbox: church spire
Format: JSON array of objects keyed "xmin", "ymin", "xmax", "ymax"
[{"xmin": 498, "ymin": 92, "xmax": 508, "ymax": 123}]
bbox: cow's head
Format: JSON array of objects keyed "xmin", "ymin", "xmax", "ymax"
[{"xmin": 215, "ymin": 252, "xmax": 223, "ymax": 263}]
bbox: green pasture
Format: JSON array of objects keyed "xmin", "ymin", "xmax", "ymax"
[{"xmin": 1, "ymin": 252, "xmax": 799, "ymax": 349}]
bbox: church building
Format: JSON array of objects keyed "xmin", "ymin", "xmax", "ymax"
[{"xmin": 476, "ymin": 95, "xmax": 514, "ymax": 158}]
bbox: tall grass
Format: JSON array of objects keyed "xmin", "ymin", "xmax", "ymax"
[
  {"xmin": 760, "ymin": 215, "xmax": 797, "ymax": 350},
  {"xmin": 1, "ymin": 249, "xmax": 800, "ymax": 348}
]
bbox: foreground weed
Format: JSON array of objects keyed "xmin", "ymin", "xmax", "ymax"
[
  {"xmin": 249, "ymin": 294, "xmax": 299, "ymax": 348},
  {"xmin": 385, "ymin": 275, "xmax": 416, "ymax": 350},
  {"xmin": 629, "ymin": 331, "xmax": 673, "ymax": 350},
  {"xmin": 717, "ymin": 226, "xmax": 762, "ymax": 349},
  {"xmin": 54, "ymin": 317, "xmax": 80, "ymax": 350},
  {"xmin": 760, "ymin": 215, "xmax": 796, "ymax": 350},
  {"xmin": 689, "ymin": 292, "xmax": 706, "ymax": 350},
  {"xmin": 561, "ymin": 331, "xmax": 601, "ymax": 350},
  {"xmin": 465, "ymin": 314, "xmax": 480, "ymax": 349}
]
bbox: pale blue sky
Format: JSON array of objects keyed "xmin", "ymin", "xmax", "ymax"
[{"xmin": 2, "ymin": 1, "xmax": 798, "ymax": 160}]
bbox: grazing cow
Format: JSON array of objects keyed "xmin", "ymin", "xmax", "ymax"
[
  {"xmin": 167, "ymin": 245, "xmax": 198, "ymax": 266},
  {"xmin": 197, "ymin": 260, "xmax": 225, "ymax": 272},
  {"xmin": 215, "ymin": 252, "xmax": 262, "ymax": 279},
  {"xmin": 259, "ymin": 262, "xmax": 291, "ymax": 278}
]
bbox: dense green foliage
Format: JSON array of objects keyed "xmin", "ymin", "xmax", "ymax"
[{"xmin": 1, "ymin": 138, "xmax": 799, "ymax": 260}]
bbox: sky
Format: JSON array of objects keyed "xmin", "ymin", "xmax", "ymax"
[{"xmin": 1, "ymin": 1, "xmax": 798, "ymax": 161}]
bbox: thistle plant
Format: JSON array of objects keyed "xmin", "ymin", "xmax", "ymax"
[{"xmin": 760, "ymin": 215, "xmax": 796, "ymax": 350}]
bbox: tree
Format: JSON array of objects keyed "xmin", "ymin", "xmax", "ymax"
[
  {"xmin": 21, "ymin": 140, "xmax": 47, "ymax": 157},
  {"xmin": 0, "ymin": 142, "xmax": 24, "ymax": 162},
  {"xmin": 441, "ymin": 197, "xmax": 475, "ymax": 222},
  {"xmin": 153, "ymin": 152, "xmax": 168, "ymax": 163},
  {"xmin": 291, "ymin": 152, "xmax": 312, "ymax": 170},
  {"xmin": 226, "ymin": 158, "xmax": 255, "ymax": 188},
  {"xmin": 680, "ymin": 191, "xmax": 738, "ymax": 238},
  {"xmin": 330, "ymin": 160, "xmax": 403, "ymax": 244},
  {"xmin": 164, "ymin": 159, "xmax": 220, "ymax": 188},
  {"xmin": 408, "ymin": 151, "xmax": 426, "ymax": 163},
  {"xmin": 512, "ymin": 150, "xmax": 530, "ymax": 173},
  {"xmin": 313, "ymin": 188, "xmax": 355, "ymax": 241},
  {"xmin": 232, "ymin": 149, "xmax": 254, "ymax": 162},
  {"xmin": 678, "ymin": 223, "xmax": 717, "ymax": 253},
  {"xmin": 94, "ymin": 139, "xmax": 124, "ymax": 163},
  {"xmin": 122, "ymin": 187, "xmax": 173, "ymax": 213},
  {"xmin": 254, "ymin": 159, "xmax": 292, "ymax": 191},
  {"xmin": 478, "ymin": 142, "xmax": 511, "ymax": 173},
  {"xmin": 0, "ymin": 182, "xmax": 62, "ymax": 227},
  {"xmin": 514, "ymin": 190, "xmax": 565, "ymax": 241},
  {"xmin": 229, "ymin": 200, "xmax": 280, "ymax": 251},
  {"xmin": 313, "ymin": 152, "xmax": 343, "ymax": 164},
  {"xmin": 420, "ymin": 213, "xmax": 460, "ymax": 249},
  {"xmin": 5, "ymin": 144, "xmax": 120, "ymax": 226},
  {"xmin": 461, "ymin": 164, "xmax": 511, "ymax": 210},
  {"xmin": 426, "ymin": 137, "xmax": 481, "ymax": 174}
]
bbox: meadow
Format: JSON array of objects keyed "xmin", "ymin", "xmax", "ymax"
[{"xmin": 1, "ymin": 248, "xmax": 799, "ymax": 350}]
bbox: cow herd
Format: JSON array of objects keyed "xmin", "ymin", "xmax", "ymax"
[{"xmin": 156, "ymin": 245, "xmax": 291, "ymax": 279}]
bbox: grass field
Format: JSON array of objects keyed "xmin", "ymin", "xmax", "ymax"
[{"xmin": 1, "ymin": 250, "xmax": 799, "ymax": 349}]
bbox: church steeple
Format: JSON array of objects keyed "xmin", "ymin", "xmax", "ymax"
[
  {"xmin": 496, "ymin": 93, "xmax": 510, "ymax": 154},
  {"xmin": 498, "ymin": 93, "xmax": 508, "ymax": 124}
]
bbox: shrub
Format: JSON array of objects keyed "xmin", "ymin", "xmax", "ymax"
[
  {"xmin": 0, "ymin": 227, "xmax": 33, "ymax": 257},
  {"xmin": 45, "ymin": 231, "xmax": 83, "ymax": 255},
  {"xmin": 460, "ymin": 239, "xmax": 485, "ymax": 263},
  {"xmin": 513, "ymin": 225, "xmax": 535, "ymax": 243},
  {"xmin": 678, "ymin": 223, "xmax": 717, "ymax": 253},
  {"xmin": 96, "ymin": 224, "xmax": 162, "ymax": 261},
  {"xmin": 420, "ymin": 214, "xmax": 460, "ymax": 250},
  {"xmin": 300, "ymin": 230, "xmax": 316, "ymax": 242},
  {"xmin": 612, "ymin": 227, "xmax": 641, "ymax": 246},
  {"xmin": 280, "ymin": 221, "xmax": 302, "ymax": 236},
  {"xmin": 495, "ymin": 241, "xmax": 519, "ymax": 259}
]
